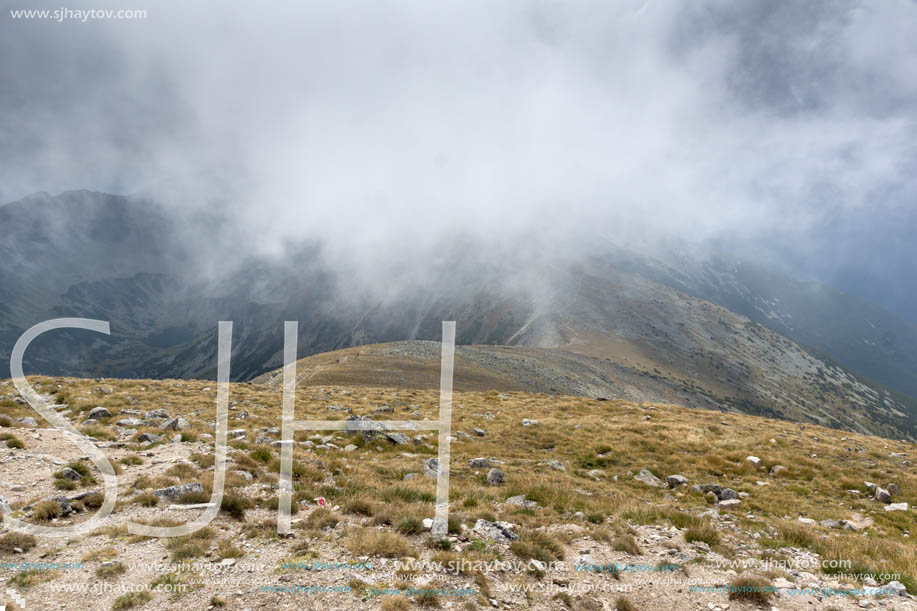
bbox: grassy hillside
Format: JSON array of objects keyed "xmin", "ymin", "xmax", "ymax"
[{"xmin": 0, "ymin": 376, "xmax": 915, "ymax": 609}]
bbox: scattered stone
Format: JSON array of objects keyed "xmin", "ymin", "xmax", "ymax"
[
  {"xmin": 232, "ymin": 470, "xmax": 254, "ymax": 480},
  {"xmin": 403, "ymin": 473, "xmax": 419, "ymax": 481},
  {"xmin": 473, "ymin": 428, "xmax": 486, "ymax": 437},
  {"xmin": 16, "ymin": 417, "xmax": 37, "ymax": 428},
  {"xmin": 885, "ymin": 503, "xmax": 908, "ymax": 512},
  {"xmin": 634, "ymin": 469, "xmax": 663, "ymax": 487},
  {"xmin": 797, "ymin": 517, "xmax": 816, "ymax": 525},
  {"xmin": 87, "ymin": 407, "xmax": 111, "ymax": 420},
  {"xmin": 746, "ymin": 456, "xmax": 762, "ymax": 468},
  {"xmin": 885, "ymin": 581, "xmax": 908, "ymax": 596},
  {"xmin": 521, "ymin": 419, "xmax": 539, "ymax": 427},
  {"xmin": 666, "ymin": 475, "xmax": 688, "ymax": 488},
  {"xmin": 161, "ymin": 417, "xmax": 190, "ymax": 431},
  {"xmin": 718, "ymin": 499, "xmax": 742, "ymax": 508},
  {"xmin": 423, "ymin": 458, "xmax": 439, "ymax": 478},
  {"xmin": 506, "ymin": 495, "xmax": 538, "ymax": 509},
  {"xmin": 469, "ymin": 457, "xmax": 491, "ymax": 469},
  {"xmin": 770, "ymin": 465, "xmax": 787, "ymax": 477},
  {"xmin": 58, "ymin": 467, "xmax": 82, "ymax": 481},
  {"xmin": 864, "ymin": 481, "xmax": 877, "ymax": 493},
  {"xmin": 137, "ymin": 433, "xmax": 161, "ymax": 444},
  {"xmin": 422, "ymin": 518, "xmax": 433, "ymax": 530},
  {"xmin": 875, "ymin": 487, "xmax": 892, "ymax": 503},
  {"xmin": 587, "ymin": 469, "xmax": 606, "ymax": 480},
  {"xmin": 718, "ymin": 488, "xmax": 738, "ymax": 501},
  {"xmin": 887, "ymin": 483, "xmax": 899, "ymax": 496},
  {"xmin": 539, "ymin": 460, "xmax": 566, "ymax": 472},
  {"xmin": 153, "ymin": 482, "xmax": 204, "ymax": 501},
  {"xmin": 230, "ymin": 429, "xmax": 246, "ymax": 439},
  {"xmin": 344, "ymin": 444, "xmax": 358, "ymax": 452},
  {"xmin": 486, "ymin": 469, "xmax": 504, "ymax": 486},
  {"xmin": 146, "ymin": 409, "xmax": 170, "ymax": 419},
  {"xmin": 117, "ymin": 418, "xmax": 145, "ymax": 428},
  {"xmin": 472, "ymin": 519, "xmax": 518, "ymax": 542},
  {"xmin": 819, "ymin": 519, "xmax": 838, "ymax": 528}
]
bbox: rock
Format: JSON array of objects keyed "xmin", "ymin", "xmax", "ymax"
[
  {"xmin": 87, "ymin": 407, "xmax": 111, "ymax": 420},
  {"xmin": 885, "ymin": 581, "xmax": 908, "ymax": 596},
  {"xmin": 422, "ymin": 518, "xmax": 433, "ymax": 530},
  {"xmin": 587, "ymin": 469, "xmax": 606, "ymax": 480},
  {"xmin": 117, "ymin": 418, "xmax": 145, "ymax": 427},
  {"xmin": 423, "ymin": 458, "xmax": 439, "ymax": 478},
  {"xmin": 773, "ymin": 577, "xmax": 794, "ymax": 589},
  {"xmin": 146, "ymin": 409, "xmax": 170, "ymax": 419},
  {"xmin": 770, "ymin": 465, "xmax": 787, "ymax": 477},
  {"xmin": 634, "ymin": 469, "xmax": 663, "ymax": 487},
  {"xmin": 0, "ymin": 495, "xmax": 11, "ymax": 513},
  {"xmin": 118, "ymin": 428, "xmax": 137, "ymax": 438},
  {"xmin": 521, "ymin": 419, "xmax": 539, "ymax": 427},
  {"xmin": 797, "ymin": 517, "xmax": 816, "ymax": 525},
  {"xmin": 403, "ymin": 473, "xmax": 419, "ymax": 481},
  {"xmin": 58, "ymin": 467, "xmax": 82, "ymax": 481},
  {"xmin": 232, "ymin": 470, "xmax": 254, "ymax": 480},
  {"xmin": 153, "ymin": 482, "xmax": 204, "ymax": 501},
  {"xmin": 884, "ymin": 503, "xmax": 908, "ymax": 512},
  {"xmin": 819, "ymin": 519, "xmax": 838, "ymax": 528},
  {"xmin": 718, "ymin": 499, "xmax": 742, "ymax": 508},
  {"xmin": 486, "ymin": 469, "xmax": 504, "ymax": 486},
  {"xmin": 469, "ymin": 457, "xmax": 491, "ymax": 469},
  {"xmin": 16, "ymin": 417, "xmax": 37, "ymax": 428},
  {"xmin": 385, "ymin": 432, "xmax": 411, "ymax": 445},
  {"xmin": 864, "ymin": 482, "xmax": 878, "ymax": 493},
  {"xmin": 746, "ymin": 456, "xmax": 762, "ymax": 468},
  {"xmin": 137, "ymin": 433, "xmax": 161, "ymax": 443},
  {"xmin": 718, "ymin": 488, "xmax": 738, "ymax": 501},
  {"xmin": 667, "ymin": 475, "xmax": 688, "ymax": 488},
  {"xmin": 161, "ymin": 417, "xmax": 190, "ymax": 431},
  {"xmin": 887, "ymin": 483, "xmax": 899, "ymax": 496},
  {"xmin": 840, "ymin": 513, "xmax": 873, "ymax": 531},
  {"xmin": 229, "ymin": 429, "xmax": 247, "ymax": 439},
  {"xmin": 344, "ymin": 444, "xmax": 358, "ymax": 452},
  {"xmin": 540, "ymin": 460, "xmax": 566, "ymax": 472},
  {"xmin": 472, "ymin": 519, "xmax": 518, "ymax": 542},
  {"xmin": 45, "ymin": 496, "xmax": 75, "ymax": 516},
  {"xmin": 506, "ymin": 495, "xmax": 538, "ymax": 509},
  {"xmin": 473, "ymin": 428, "xmax": 486, "ymax": 437},
  {"xmin": 875, "ymin": 487, "xmax": 892, "ymax": 503}
]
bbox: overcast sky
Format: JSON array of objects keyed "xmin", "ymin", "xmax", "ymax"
[{"xmin": 1, "ymin": 1, "xmax": 915, "ymax": 318}]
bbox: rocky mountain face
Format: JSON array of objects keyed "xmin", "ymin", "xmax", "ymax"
[{"xmin": 1, "ymin": 190, "xmax": 915, "ymax": 438}]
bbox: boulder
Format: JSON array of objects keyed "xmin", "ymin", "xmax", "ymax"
[
  {"xmin": 153, "ymin": 482, "xmax": 204, "ymax": 501},
  {"xmin": 718, "ymin": 488, "xmax": 739, "ymax": 501},
  {"xmin": 634, "ymin": 469, "xmax": 663, "ymax": 487},
  {"xmin": 161, "ymin": 417, "xmax": 190, "ymax": 431},
  {"xmin": 472, "ymin": 519, "xmax": 518, "ymax": 542},
  {"xmin": 875, "ymin": 487, "xmax": 892, "ymax": 503},
  {"xmin": 666, "ymin": 475, "xmax": 688, "ymax": 488},
  {"xmin": 540, "ymin": 460, "xmax": 566, "ymax": 472},
  {"xmin": 58, "ymin": 467, "xmax": 82, "ymax": 481},
  {"xmin": 469, "ymin": 457, "xmax": 491, "ymax": 469},
  {"xmin": 486, "ymin": 469, "xmax": 504, "ymax": 486},
  {"xmin": 87, "ymin": 407, "xmax": 111, "ymax": 420},
  {"xmin": 117, "ymin": 418, "xmax": 145, "ymax": 428}
]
